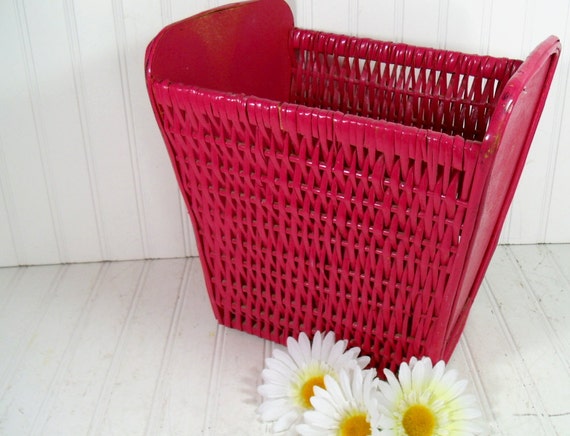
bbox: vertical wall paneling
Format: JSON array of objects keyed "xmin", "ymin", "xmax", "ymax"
[
  {"xmin": 62, "ymin": 0, "xmax": 107, "ymax": 261},
  {"xmin": 159, "ymin": 0, "xmax": 172, "ymax": 26},
  {"xmin": 530, "ymin": 0, "xmax": 570, "ymax": 243},
  {"xmin": 445, "ymin": 2, "xmax": 489, "ymax": 58},
  {"xmin": 296, "ymin": 0, "xmax": 313, "ymax": 29},
  {"xmin": 437, "ymin": 0, "xmax": 449, "ymax": 48},
  {"xmin": 17, "ymin": 0, "xmax": 108, "ymax": 264},
  {"xmin": 311, "ymin": 0, "xmax": 351, "ymax": 34},
  {"xmin": 539, "ymin": 0, "xmax": 570, "ymax": 243},
  {"xmin": 0, "ymin": 136, "xmax": 20, "ymax": 265},
  {"xmin": 120, "ymin": 0, "xmax": 189, "ymax": 260},
  {"xmin": 499, "ymin": 0, "xmax": 570, "ymax": 243},
  {"xmin": 168, "ymin": 0, "xmax": 208, "ymax": 25},
  {"xmin": 111, "ymin": 0, "xmax": 150, "ymax": 259},
  {"xmin": 356, "ymin": 0, "xmax": 398, "ymax": 41},
  {"xmin": 487, "ymin": 0, "xmax": 528, "ymax": 58},
  {"xmin": 1, "ymin": 0, "xmax": 569, "ymax": 267},
  {"xmin": 20, "ymin": 0, "xmax": 65, "ymax": 263},
  {"xmin": 0, "ymin": 0, "xmax": 61, "ymax": 265},
  {"xmin": 32, "ymin": 0, "xmax": 109, "ymax": 264},
  {"xmin": 546, "ymin": 12, "xmax": 570, "ymax": 242},
  {"xmin": 72, "ymin": 0, "xmax": 146, "ymax": 261},
  {"xmin": 402, "ymin": 0, "xmax": 442, "ymax": 48},
  {"xmin": 34, "ymin": 0, "xmax": 108, "ymax": 264},
  {"xmin": 348, "ymin": 0, "xmax": 358, "ymax": 36}
]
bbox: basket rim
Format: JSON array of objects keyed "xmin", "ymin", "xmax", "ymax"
[{"xmin": 149, "ymin": 77, "xmax": 485, "ymax": 152}]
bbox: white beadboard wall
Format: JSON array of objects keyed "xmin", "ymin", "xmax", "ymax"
[{"xmin": 1, "ymin": 0, "xmax": 569, "ymax": 267}]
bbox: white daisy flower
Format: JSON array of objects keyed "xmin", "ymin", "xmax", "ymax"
[
  {"xmin": 257, "ymin": 331, "xmax": 370, "ymax": 433},
  {"xmin": 377, "ymin": 357, "xmax": 483, "ymax": 436},
  {"xmin": 297, "ymin": 367, "xmax": 382, "ymax": 436}
]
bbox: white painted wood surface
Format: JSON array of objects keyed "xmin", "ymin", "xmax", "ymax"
[
  {"xmin": 1, "ymin": 0, "xmax": 570, "ymax": 267},
  {"xmin": 0, "ymin": 244, "xmax": 569, "ymax": 435}
]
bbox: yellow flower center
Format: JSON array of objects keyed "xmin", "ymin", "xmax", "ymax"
[
  {"xmin": 299, "ymin": 375, "xmax": 326, "ymax": 409},
  {"xmin": 338, "ymin": 412, "xmax": 371, "ymax": 436},
  {"xmin": 402, "ymin": 404, "xmax": 436, "ymax": 436}
]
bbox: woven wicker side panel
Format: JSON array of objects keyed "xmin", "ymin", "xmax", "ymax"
[
  {"xmin": 289, "ymin": 29, "xmax": 521, "ymax": 142},
  {"xmin": 154, "ymin": 82, "xmax": 481, "ymax": 371}
]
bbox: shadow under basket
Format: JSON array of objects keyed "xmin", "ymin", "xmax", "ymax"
[{"xmin": 145, "ymin": 0, "xmax": 561, "ymax": 372}]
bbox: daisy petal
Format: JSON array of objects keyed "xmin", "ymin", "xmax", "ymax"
[
  {"xmin": 257, "ymin": 331, "xmax": 372, "ymax": 433},
  {"xmin": 298, "ymin": 332, "xmax": 313, "ymax": 363},
  {"xmin": 377, "ymin": 357, "xmax": 483, "ymax": 435},
  {"xmin": 297, "ymin": 423, "xmax": 325, "ymax": 436},
  {"xmin": 311, "ymin": 331, "xmax": 323, "ymax": 361},
  {"xmin": 258, "ymin": 398, "xmax": 291, "ymax": 420},
  {"xmin": 271, "ymin": 348, "xmax": 298, "ymax": 371},
  {"xmin": 274, "ymin": 409, "xmax": 302, "ymax": 432},
  {"xmin": 398, "ymin": 361, "xmax": 412, "ymax": 393},
  {"xmin": 356, "ymin": 355, "xmax": 371, "ymax": 369},
  {"xmin": 301, "ymin": 367, "xmax": 381, "ymax": 435},
  {"xmin": 286, "ymin": 336, "xmax": 307, "ymax": 368},
  {"xmin": 320, "ymin": 331, "xmax": 336, "ymax": 360},
  {"xmin": 326, "ymin": 338, "xmax": 349, "ymax": 367}
]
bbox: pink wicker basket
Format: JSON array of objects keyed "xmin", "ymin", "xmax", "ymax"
[{"xmin": 145, "ymin": 0, "xmax": 560, "ymax": 371}]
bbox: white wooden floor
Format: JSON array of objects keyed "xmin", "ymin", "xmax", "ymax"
[{"xmin": 0, "ymin": 244, "xmax": 569, "ymax": 435}]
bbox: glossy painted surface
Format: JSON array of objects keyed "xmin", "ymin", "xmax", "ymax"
[{"xmin": 144, "ymin": 0, "xmax": 560, "ymax": 371}]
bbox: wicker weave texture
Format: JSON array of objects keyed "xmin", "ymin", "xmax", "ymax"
[
  {"xmin": 165, "ymin": 94, "xmax": 478, "ymax": 370},
  {"xmin": 146, "ymin": 2, "xmax": 560, "ymax": 372},
  {"xmin": 290, "ymin": 29, "xmax": 521, "ymax": 141}
]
